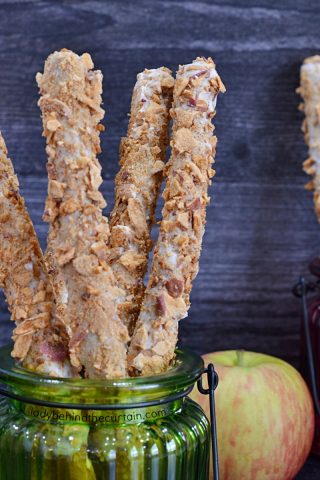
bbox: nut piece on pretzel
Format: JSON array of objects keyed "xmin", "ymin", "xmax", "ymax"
[
  {"xmin": 109, "ymin": 67, "xmax": 174, "ymax": 335},
  {"xmin": 128, "ymin": 57, "xmax": 225, "ymax": 376},
  {"xmin": 0, "ymin": 133, "xmax": 72, "ymax": 377},
  {"xmin": 37, "ymin": 50, "xmax": 129, "ymax": 378},
  {"xmin": 298, "ymin": 56, "xmax": 320, "ymax": 220}
]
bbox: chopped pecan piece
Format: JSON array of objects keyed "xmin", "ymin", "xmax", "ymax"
[
  {"xmin": 127, "ymin": 198, "xmax": 148, "ymax": 236},
  {"xmin": 48, "ymin": 179, "xmax": 66, "ymax": 199},
  {"xmin": 174, "ymin": 128, "xmax": 196, "ymax": 153},
  {"xmin": 119, "ymin": 251, "xmax": 145, "ymax": 271},
  {"xmin": 177, "ymin": 212, "xmax": 189, "ymax": 230},
  {"xmin": 73, "ymin": 254, "xmax": 99, "ymax": 276}
]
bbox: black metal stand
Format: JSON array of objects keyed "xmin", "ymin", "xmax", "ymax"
[
  {"xmin": 198, "ymin": 363, "xmax": 220, "ymax": 480},
  {"xmin": 293, "ymin": 277, "xmax": 320, "ymax": 417}
]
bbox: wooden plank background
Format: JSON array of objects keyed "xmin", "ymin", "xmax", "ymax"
[{"xmin": 0, "ymin": 1, "xmax": 320, "ymax": 476}]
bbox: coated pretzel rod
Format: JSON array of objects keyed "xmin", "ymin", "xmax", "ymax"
[
  {"xmin": 0, "ymin": 133, "xmax": 72, "ymax": 377},
  {"xmin": 298, "ymin": 56, "xmax": 320, "ymax": 220},
  {"xmin": 128, "ymin": 57, "xmax": 225, "ymax": 375},
  {"xmin": 37, "ymin": 50, "xmax": 129, "ymax": 378},
  {"xmin": 109, "ymin": 67, "xmax": 174, "ymax": 335}
]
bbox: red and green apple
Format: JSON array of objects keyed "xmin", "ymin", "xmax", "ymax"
[{"xmin": 191, "ymin": 350, "xmax": 314, "ymax": 480}]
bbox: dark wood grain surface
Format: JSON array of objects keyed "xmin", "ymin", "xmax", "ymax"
[{"xmin": 0, "ymin": 0, "xmax": 320, "ymax": 477}]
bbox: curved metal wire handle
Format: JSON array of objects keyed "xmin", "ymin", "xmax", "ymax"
[
  {"xmin": 293, "ymin": 276, "xmax": 320, "ymax": 417},
  {"xmin": 197, "ymin": 363, "xmax": 219, "ymax": 480}
]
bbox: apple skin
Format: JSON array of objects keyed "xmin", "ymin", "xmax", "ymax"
[{"xmin": 190, "ymin": 350, "xmax": 314, "ymax": 480}]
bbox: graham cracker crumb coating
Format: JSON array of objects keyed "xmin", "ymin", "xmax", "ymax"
[
  {"xmin": 109, "ymin": 67, "xmax": 174, "ymax": 335},
  {"xmin": 37, "ymin": 50, "xmax": 129, "ymax": 378},
  {"xmin": 128, "ymin": 57, "xmax": 225, "ymax": 376},
  {"xmin": 299, "ymin": 55, "xmax": 320, "ymax": 220},
  {"xmin": 0, "ymin": 133, "xmax": 72, "ymax": 377}
]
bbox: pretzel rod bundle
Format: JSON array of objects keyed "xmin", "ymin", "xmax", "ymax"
[
  {"xmin": 109, "ymin": 67, "xmax": 174, "ymax": 335},
  {"xmin": 298, "ymin": 56, "xmax": 320, "ymax": 220},
  {"xmin": 37, "ymin": 50, "xmax": 129, "ymax": 378},
  {"xmin": 1, "ymin": 49, "xmax": 225, "ymax": 380},
  {"xmin": 128, "ymin": 58, "xmax": 225, "ymax": 375},
  {"xmin": 0, "ymin": 134, "xmax": 72, "ymax": 377}
]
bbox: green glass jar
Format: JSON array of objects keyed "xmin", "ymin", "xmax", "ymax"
[{"xmin": 0, "ymin": 345, "xmax": 210, "ymax": 479}]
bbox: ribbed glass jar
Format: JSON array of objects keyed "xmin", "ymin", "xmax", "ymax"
[{"xmin": 0, "ymin": 346, "xmax": 210, "ymax": 479}]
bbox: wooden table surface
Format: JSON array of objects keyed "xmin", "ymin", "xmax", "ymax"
[{"xmin": 0, "ymin": 0, "xmax": 320, "ymax": 477}]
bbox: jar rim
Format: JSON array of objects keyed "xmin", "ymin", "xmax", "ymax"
[{"xmin": 0, "ymin": 345, "xmax": 204, "ymax": 407}]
